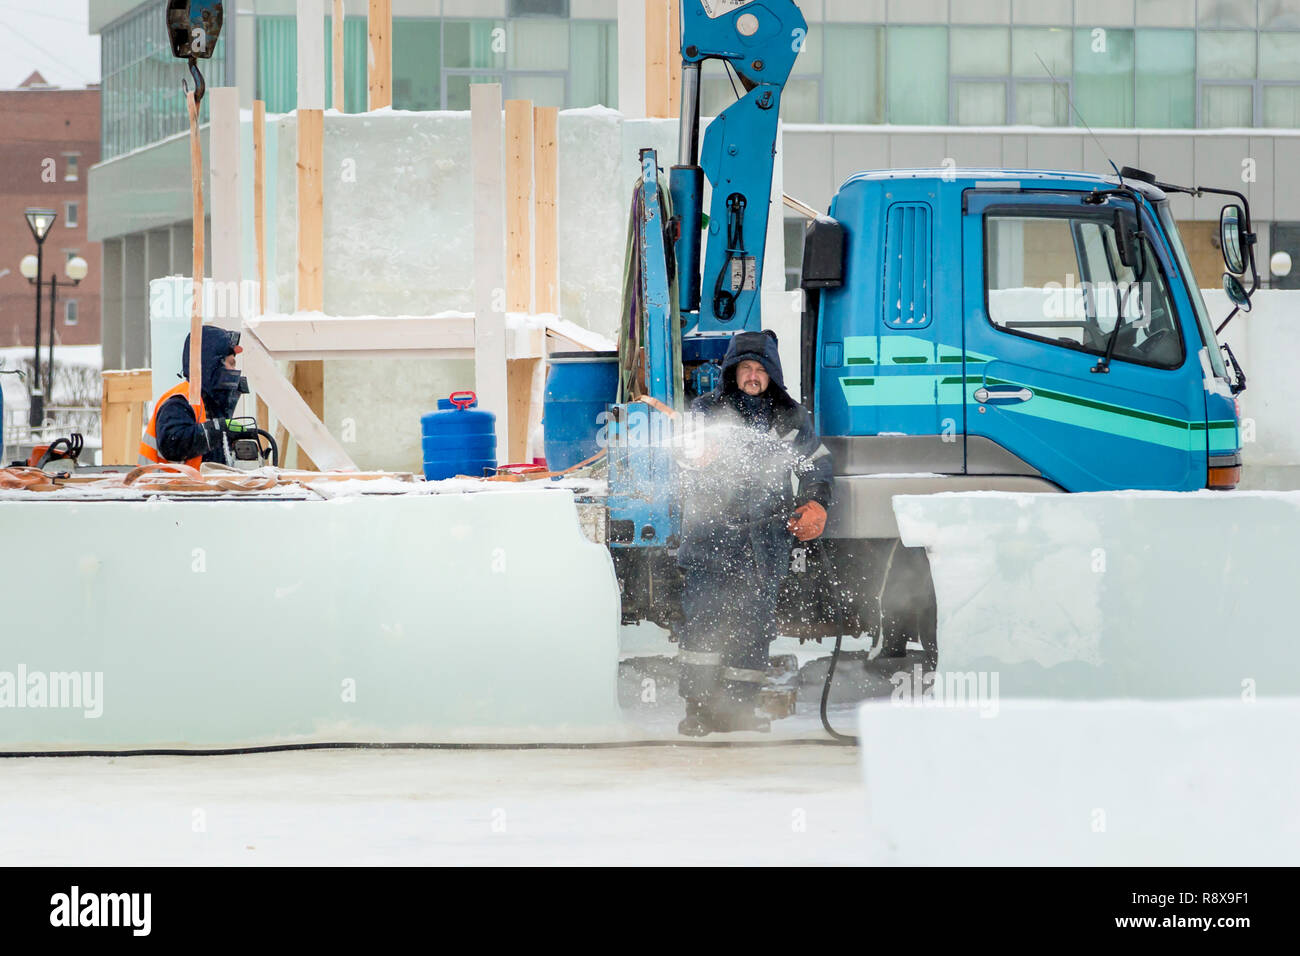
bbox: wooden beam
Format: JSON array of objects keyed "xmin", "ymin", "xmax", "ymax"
[
  {"xmin": 471, "ymin": 84, "xmax": 509, "ymax": 465},
  {"xmin": 296, "ymin": 0, "xmax": 326, "ymax": 111},
  {"xmin": 296, "ymin": 107, "xmax": 325, "ymax": 470},
  {"xmin": 668, "ymin": 0, "xmax": 681, "ymax": 118},
  {"xmin": 253, "ymin": 100, "xmax": 270, "ymax": 428},
  {"xmin": 246, "ymin": 314, "xmax": 477, "ymax": 354},
  {"xmin": 208, "ymin": 87, "xmax": 243, "ymax": 332},
  {"xmin": 617, "ymin": 0, "xmax": 647, "ymax": 119},
  {"xmin": 185, "ymin": 88, "xmax": 204, "ymax": 409},
  {"xmin": 533, "ymin": 106, "xmax": 559, "ymax": 316},
  {"xmin": 504, "ymin": 98, "xmax": 536, "ymax": 463},
  {"xmin": 505, "ymin": 99, "xmax": 533, "ymax": 315},
  {"xmin": 332, "ymin": 0, "xmax": 345, "ymax": 112},
  {"xmin": 367, "ymin": 0, "xmax": 392, "ymax": 111},
  {"xmin": 645, "ymin": 0, "xmax": 670, "ymax": 119},
  {"xmin": 240, "ymin": 330, "xmax": 357, "ymax": 472},
  {"xmin": 506, "ymin": 358, "xmax": 541, "ymax": 464},
  {"xmin": 544, "ymin": 316, "xmax": 616, "ymax": 353}
]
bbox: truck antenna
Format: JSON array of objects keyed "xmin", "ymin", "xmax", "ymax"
[{"xmin": 1034, "ymin": 53, "xmax": 1123, "ymax": 182}]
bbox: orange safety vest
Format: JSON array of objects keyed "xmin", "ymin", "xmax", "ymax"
[{"xmin": 138, "ymin": 381, "xmax": 207, "ymax": 469}]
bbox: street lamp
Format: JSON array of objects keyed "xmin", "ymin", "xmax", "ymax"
[
  {"xmin": 19, "ymin": 252, "xmax": 88, "ymax": 413},
  {"xmin": 21, "ymin": 207, "xmax": 56, "ymax": 427}
]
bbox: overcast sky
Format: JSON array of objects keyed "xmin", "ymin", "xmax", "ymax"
[{"xmin": 0, "ymin": 0, "xmax": 101, "ymax": 90}]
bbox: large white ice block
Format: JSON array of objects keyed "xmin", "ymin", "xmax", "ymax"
[
  {"xmin": 0, "ymin": 491, "xmax": 622, "ymax": 748},
  {"xmin": 894, "ymin": 490, "xmax": 1300, "ymax": 698},
  {"xmin": 858, "ymin": 698, "xmax": 1300, "ymax": 865}
]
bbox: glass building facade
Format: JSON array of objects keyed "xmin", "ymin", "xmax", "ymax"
[
  {"xmin": 253, "ymin": 15, "xmax": 617, "ymax": 116},
  {"xmin": 700, "ymin": 12, "xmax": 1300, "ymax": 127},
  {"xmin": 101, "ymin": 3, "xmax": 228, "ymax": 160},
  {"xmin": 99, "ymin": 2, "xmax": 1300, "ymax": 160}
]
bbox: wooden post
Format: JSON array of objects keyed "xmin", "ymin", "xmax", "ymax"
[
  {"xmin": 185, "ymin": 89, "xmax": 204, "ymax": 410},
  {"xmin": 297, "ymin": 0, "xmax": 327, "ymax": 470},
  {"xmin": 645, "ymin": 0, "xmax": 670, "ymax": 119},
  {"xmin": 668, "ymin": 0, "xmax": 681, "ymax": 118},
  {"xmin": 505, "ymin": 100, "xmax": 534, "ymax": 315},
  {"xmin": 533, "ymin": 107, "xmax": 559, "ymax": 315},
  {"xmin": 368, "ymin": 0, "xmax": 391, "ymax": 110},
  {"xmin": 332, "ymin": 0, "xmax": 345, "ymax": 112},
  {"xmin": 100, "ymin": 369, "xmax": 152, "ymax": 466},
  {"xmin": 253, "ymin": 100, "xmax": 270, "ymax": 429},
  {"xmin": 209, "ymin": 87, "xmax": 242, "ymax": 333},
  {"xmin": 471, "ymin": 84, "xmax": 509, "ymax": 465},
  {"xmin": 618, "ymin": 0, "xmax": 647, "ymax": 119},
  {"xmin": 527, "ymin": 106, "xmax": 560, "ymax": 462},
  {"xmin": 504, "ymin": 100, "xmax": 536, "ymax": 463},
  {"xmin": 295, "ymin": 108, "xmax": 325, "ymax": 470}
]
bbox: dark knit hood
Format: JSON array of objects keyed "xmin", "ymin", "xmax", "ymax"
[{"xmin": 720, "ymin": 330, "xmax": 794, "ymax": 407}]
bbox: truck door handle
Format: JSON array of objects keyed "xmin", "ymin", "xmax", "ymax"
[{"xmin": 974, "ymin": 386, "xmax": 1034, "ymax": 405}]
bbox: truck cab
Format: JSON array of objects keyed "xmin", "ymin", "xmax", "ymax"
[{"xmin": 806, "ymin": 169, "xmax": 1242, "ymax": 517}]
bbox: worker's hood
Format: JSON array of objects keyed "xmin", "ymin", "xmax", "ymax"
[
  {"xmin": 720, "ymin": 330, "xmax": 794, "ymax": 408},
  {"xmin": 181, "ymin": 326, "xmax": 247, "ymax": 417}
]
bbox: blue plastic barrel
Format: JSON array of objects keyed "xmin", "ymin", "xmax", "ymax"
[
  {"xmin": 543, "ymin": 351, "xmax": 619, "ymax": 471},
  {"xmin": 421, "ymin": 390, "xmax": 497, "ymax": 480}
]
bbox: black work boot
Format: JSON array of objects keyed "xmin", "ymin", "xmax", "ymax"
[{"xmin": 677, "ymin": 699, "xmax": 717, "ymax": 737}]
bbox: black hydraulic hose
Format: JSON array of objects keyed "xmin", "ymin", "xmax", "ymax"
[
  {"xmin": 810, "ymin": 541, "xmax": 860, "ymax": 744},
  {"xmin": 819, "ymin": 633, "xmax": 856, "ymax": 744}
]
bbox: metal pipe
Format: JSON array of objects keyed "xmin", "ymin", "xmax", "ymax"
[{"xmin": 678, "ymin": 61, "xmax": 701, "ymax": 167}]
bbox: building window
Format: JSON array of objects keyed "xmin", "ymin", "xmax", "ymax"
[
  {"xmin": 888, "ymin": 26, "xmax": 948, "ymax": 125},
  {"xmin": 1136, "ymin": 30, "xmax": 1194, "ymax": 128},
  {"xmin": 102, "ymin": 4, "xmax": 226, "ymax": 159},
  {"xmin": 1073, "ymin": 27, "xmax": 1134, "ymax": 127},
  {"xmin": 65, "ymin": 202, "xmax": 78, "ymax": 228},
  {"xmin": 63, "ymin": 154, "xmax": 79, "ymax": 181},
  {"xmin": 65, "ymin": 300, "xmax": 78, "ymax": 326}
]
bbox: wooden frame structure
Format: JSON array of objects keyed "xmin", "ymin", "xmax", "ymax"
[
  {"xmin": 163, "ymin": 2, "xmax": 662, "ymax": 476},
  {"xmin": 100, "ymin": 369, "xmax": 152, "ymax": 466}
]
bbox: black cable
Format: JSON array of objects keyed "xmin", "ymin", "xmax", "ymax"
[
  {"xmin": 808, "ymin": 543, "xmax": 860, "ymax": 744},
  {"xmin": 819, "ymin": 634, "xmax": 857, "ymax": 744},
  {"xmin": 0, "ymin": 738, "xmax": 851, "ymax": 758}
]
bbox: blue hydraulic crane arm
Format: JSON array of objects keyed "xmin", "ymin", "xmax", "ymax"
[{"xmin": 671, "ymin": 0, "xmax": 807, "ymax": 335}]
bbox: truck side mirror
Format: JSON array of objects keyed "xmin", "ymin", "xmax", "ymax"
[
  {"xmin": 1223, "ymin": 273, "xmax": 1252, "ymax": 312},
  {"xmin": 800, "ymin": 216, "xmax": 845, "ymax": 290},
  {"xmin": 167, "ymin": 0, "xmax": 223, "ymax": 60},
  {"xmin": 1112, "ymin": 210, "xmax": 1145, "ymax": 280},
  {"xmin": 1220, "ymin": 204, "xmax": 1246, "ymax": 276}
]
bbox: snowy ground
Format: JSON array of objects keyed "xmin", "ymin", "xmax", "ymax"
[
  {"xmin": 0, "ymin": 746, "xmax": 867, "ymax": 866},
  {"xmin": 0, "ymin": 632, "xmax": 910, "ymax": 865}
]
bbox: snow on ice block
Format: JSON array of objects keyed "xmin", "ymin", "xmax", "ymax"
[
  {"xmin": 857, "ymin": 698, "xmax": 1300, "ymax": 865},
  {"xmin": 893, "ymin": 490, "xmax": 1300, "ymax": 698},
  {"xmin": 0, "ymin": 491, "xmax": 622, "ymax": 749}
]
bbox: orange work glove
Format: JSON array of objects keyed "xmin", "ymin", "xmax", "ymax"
[{"xmin": 787, "ymin": 501, "xmax": 827, "ymax": 542}]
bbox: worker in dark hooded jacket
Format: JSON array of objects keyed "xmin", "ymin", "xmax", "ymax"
[
  {"xmin": 138, "ymin": 326, "xmax": 252, "ymax": 468},
  {"xmin": 676, "ymin": 329, "xmax": 833, "ymax": 735}
]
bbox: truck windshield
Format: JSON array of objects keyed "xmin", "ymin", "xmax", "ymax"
[{"xmin": 1156, "ymin": 202, "xmax": 1229, "ymax": 378}]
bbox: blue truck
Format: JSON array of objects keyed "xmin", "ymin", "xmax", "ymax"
[{"xmin": 578, "ymin": 1, "xmax": 1257, "ymax": 660}]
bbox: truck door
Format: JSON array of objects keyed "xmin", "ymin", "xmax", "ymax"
[{"xmin": 962, "ymin": 191, "xmax": 1205, "ymax": 491}]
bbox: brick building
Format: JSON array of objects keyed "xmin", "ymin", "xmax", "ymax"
[{"xmin": 0, "ymin": 72, "xmax": 101, "ymax": 349}]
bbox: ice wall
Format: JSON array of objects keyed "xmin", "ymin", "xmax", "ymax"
[
  {"xmin": 858, "ymin": 699, "xmax": 1300, "ymax": 865},
  {"xmin": 1211, "ymin": 289, "xmax": 1300, "ymax": 489},
  {"xmin": 894, "ymin": 490, "xmax": 1300, "ymax": 698},
  {"xmin": 0, "ymin": 491, "xmax": 622, "ymax": 749}
]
